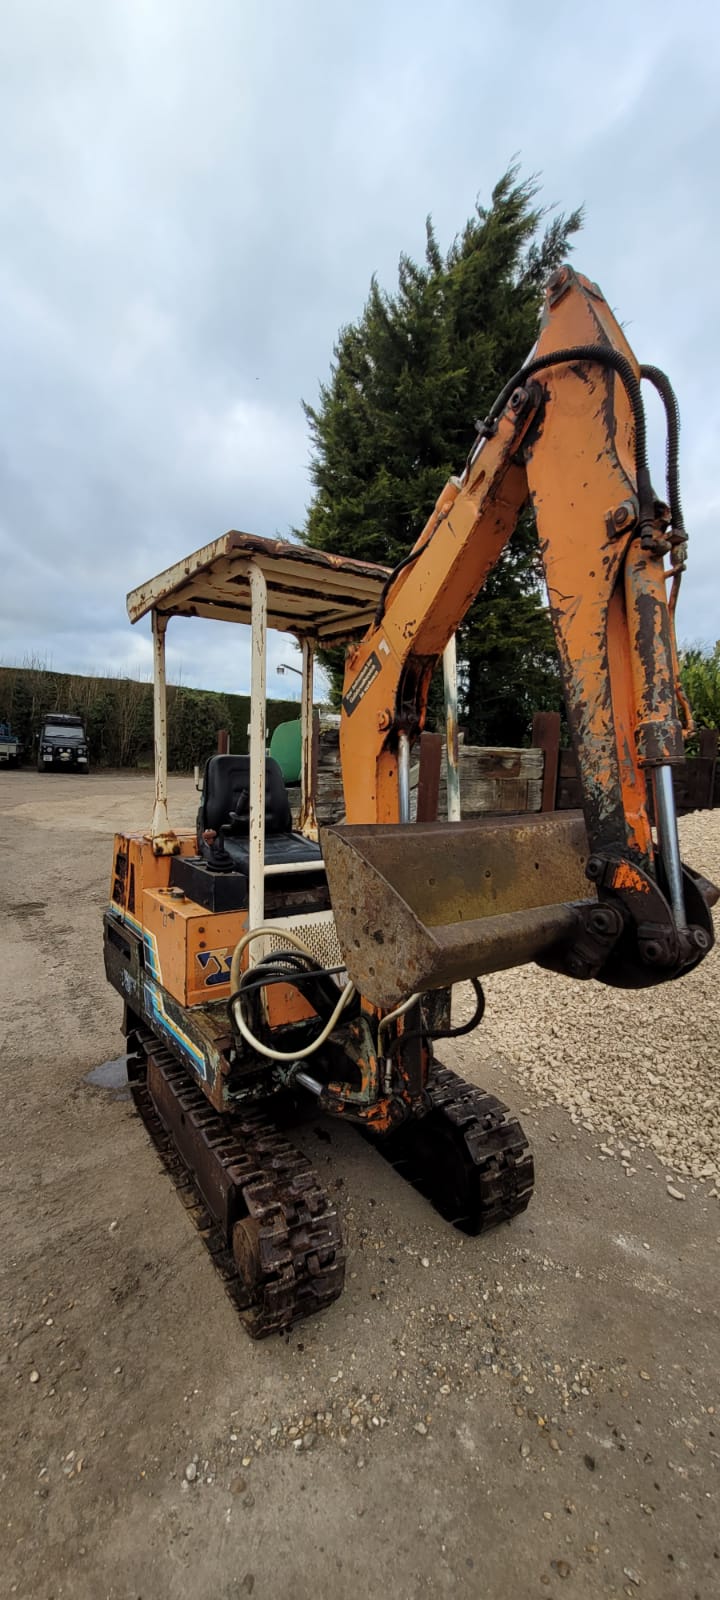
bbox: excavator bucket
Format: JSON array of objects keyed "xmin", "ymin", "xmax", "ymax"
[{"xmin": 322, "ymin": 812, "xmax": 594, "ymax": 1009}]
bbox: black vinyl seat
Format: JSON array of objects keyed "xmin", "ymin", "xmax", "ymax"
[{"xmin": 196, "ymin": 754, "xmax": 322, "ymax": 874}]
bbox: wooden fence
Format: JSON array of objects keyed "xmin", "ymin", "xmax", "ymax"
[
  {"xmin": 309, "ymin": 714, "xmax": 718, "ymax": 824},
  {"xmin": 531, "ymin": 713, "xmax": 719, "ymax": 815}
]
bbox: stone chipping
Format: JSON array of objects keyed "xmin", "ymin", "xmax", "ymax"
[{"xmin": 463, "ymin": 810, "xmax": 720, "ymax": 1187}]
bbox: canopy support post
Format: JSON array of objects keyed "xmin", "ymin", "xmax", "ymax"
[
  {"xmin": 248, "ymin": 563, "xmax": 268, "ymax": 956},
  {"xmin": 149, "ymin": 610, "xmax": 178, "ymax": 854},
  {"xmin": 298, "ymin": 638, "xmax": 319, "ymax": 841}
]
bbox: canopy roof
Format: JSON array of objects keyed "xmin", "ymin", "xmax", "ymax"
[{"xmin": 127, "ymin": 531, "xmax": 390, "ymax": 643}]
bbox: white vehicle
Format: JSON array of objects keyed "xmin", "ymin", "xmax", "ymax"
[{"xmin": 0, "ymin": 721, "xmax": 21, "ymax": 767}]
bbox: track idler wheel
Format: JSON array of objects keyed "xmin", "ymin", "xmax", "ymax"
[{"xmin": 233, "ymin": 1216, "xmax": 263, "ymax": 1291}]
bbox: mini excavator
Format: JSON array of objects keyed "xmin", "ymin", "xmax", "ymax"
[{"xmin": 104, "ymin": 266, "xmax": 718, "ymax": 1337}]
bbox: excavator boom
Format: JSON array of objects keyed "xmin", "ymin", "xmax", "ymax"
[{"xmin": 323, "ymin": 267, "xmax": 717, "ymax": 1005}]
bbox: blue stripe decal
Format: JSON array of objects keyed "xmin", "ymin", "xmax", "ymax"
[
  {"xmin": 109, "ymin": 904, "xmax": 161, "ymax": 982},
  {"xmin": 143, "ymin": 980, "xmax": 207, "ymax": 1080}
]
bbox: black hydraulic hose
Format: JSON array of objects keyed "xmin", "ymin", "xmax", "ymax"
[
  {"xmin": 482, "ymin": 344, "xmax": 648, "ymax": 480},
  {"xmin": 231, "ymin": 951, "xmax": 319, "ymax": 1020},
  {"xmin": 373, "ymin": 531, "xmax": 434, "ymax": 628},
  {"xmin": 230, "ymin": 964, "xmax": 347, "ymax": 1008},
  {"xmin": 384, "ymin": 1027, "xmax": 430, "ymax": 1061},
  {"xmin": 236, "ymin": 963, "xmax": 347, "ymax": 992},
  {"xmin": 237, "ymin": 950, "xmax": 322, "ymax": 983},
  {"xmin": 374, "ymin": 343, "xmax": 652, "ymax": 628},
  {"xmin": 432, "ymin": 977, "xmax": 486, "ymax": 1039},
  {"xmin": 384, "ymin": 979, "xmax": 486, "ymax": 1059},
  {"xmin": 228, "ymin": 952, "xmax": 351, "ymax": 1039},
  {"xmin": 639, "ymin": 364, "xmax": 685, "ymax": 533}
]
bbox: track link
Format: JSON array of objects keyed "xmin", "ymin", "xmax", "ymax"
[
  {"xmin": 374, "ymin": 1064, "xmax": 534, "ymax": 1234},
  {"xmin": 130, "ymin": 1036, "xmax": 345, "ymax": 1339}
]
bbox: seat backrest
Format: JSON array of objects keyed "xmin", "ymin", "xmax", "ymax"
[{"xmin": 200, "ymin": 754, "xmax": 292, "ymax": 836}]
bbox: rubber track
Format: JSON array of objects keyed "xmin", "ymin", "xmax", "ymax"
[
  {"xmin": 130, "ymin": 1037, "xmax": 345, "ymax": 1339},
  {"xmin": 374, "ymin": 1064, "xmax": 534, "ymax": 1234}
]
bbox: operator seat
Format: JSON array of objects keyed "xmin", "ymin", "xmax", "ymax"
[{"xmin": 196, "ymin": 754, "xmax": 321, "ymax": 873}]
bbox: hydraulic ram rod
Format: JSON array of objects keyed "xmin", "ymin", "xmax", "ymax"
[{"xmin": 652, "ymin": 764, "xmax": 687, "ymax": 930}]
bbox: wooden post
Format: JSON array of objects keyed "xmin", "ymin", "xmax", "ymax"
[
  {"xmin": 416, "ymin": 732, "xmax": 443, "ymax": 822},
  {"xmin": 532, "ymin": 711, "xmax": 561, "ymax": 812},
  {"xmin": 698, "ymin": 728, "xmax": 718, "ymax": 809},
  {"xmin": 298, "ymin": 638, "xmax": 319, "ymax": 839},
  {"xmin": 312, "ymin": 709, "xmax": 320, "ymax": 803},
  {"xmin": 217, "ymin": 728, "xmax": 230, "ymax": 754}
]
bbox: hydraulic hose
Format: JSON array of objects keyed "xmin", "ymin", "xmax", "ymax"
[
  {"xmin": 376, "ymin": 992, "xmax": 422, "ymax": 1056},
  {"xmin": 233, "ymin": 976, "xmax": 356, "ymax": 1064},
  {"xmin": 640, "ymin": 364, "xmax": 685, "ymax": 535},
  {"xmin": 229, "ymin": 924, "xmax": 322, "ymax": 997},
  {"xmin": 481, "ymin": 344, "xmax": 649, "ymax": 481},
  {"xmin": 382, "ymin": 978, "xmax": 486, "ymax": 1061},
  {"xmin": 375, "ymin": 343, "xmax": 653, "ymax": 626},
  {"xmin": 373, "ymin": 532, "xmax": 435, "ymax": 628},
  {"xmin": 228, "ymin": 924, "xmax": 356, "ymax": 1064}
]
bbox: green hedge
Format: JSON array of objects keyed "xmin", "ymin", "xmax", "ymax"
[
  {"xmin": 0, "ymin": 666, "xmax": 299, "ymax": 771},
  {"xmin": 680, "ymin": 647, "xmax": 720, "ymax": 748}
]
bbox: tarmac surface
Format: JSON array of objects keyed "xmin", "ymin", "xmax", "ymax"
[{"xmin": 1, "ymin": 770, "xmax": 718, "ymax": 1600}]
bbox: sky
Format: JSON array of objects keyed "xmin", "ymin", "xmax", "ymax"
[{"xmin": 1, "ymin": 0, "xmax": 718, "ymax": 698}]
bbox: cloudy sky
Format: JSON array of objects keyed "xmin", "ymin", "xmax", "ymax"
[{"xmin": 1, "ymin": 0, "xmax": 718, "ymax": 697}]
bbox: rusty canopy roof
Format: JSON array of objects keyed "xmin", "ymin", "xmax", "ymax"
[{"xmin": 126, "ymin": 531, "xmax": 390, "ymax": 643}]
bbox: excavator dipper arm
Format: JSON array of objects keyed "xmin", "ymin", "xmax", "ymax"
[{"xmin": 323, "ymin": 268, "xmax": 716, "ymax": 1005}]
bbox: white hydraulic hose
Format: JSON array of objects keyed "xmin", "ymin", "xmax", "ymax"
[
  {"xmin": 377, "ymin": 991, "xmax": 422, "ymax": 1089},
  {"xmin": 377, "ymin": 992, "xmax": 422, "ymax": 1056},
  {"xmin": 233, "ymin": 981, "xmax": 356, "ymax": 1063},
  {"xmin": 229, "ymin": 924, "xmax": 356, "ymax": 1064},
  {"xmin": 230, "ymin": 924, "xmax": 322, "ymax": 996}
]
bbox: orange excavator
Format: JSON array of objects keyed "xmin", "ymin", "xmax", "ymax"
[{"xmin": 104, "ymin": 266, "xmax": 717, "ymax": 1337}]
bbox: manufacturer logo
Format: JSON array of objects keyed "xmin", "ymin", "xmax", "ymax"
[{"xmin": 195, "ymin": 949, "xmax": 233, "ymax": 987}]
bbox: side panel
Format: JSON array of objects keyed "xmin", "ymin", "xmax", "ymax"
[
  {"xmin": 104, "ymin": 910, "xmax": 233, "ymax": 1107},
  {"xmin": 109, "ymin": 831, "xmax": 197, "ymax": 919},
  {"xmin": 141, "ymin": 888, "xmax": 248, "ymax": 1007},
  {"xmin": 108, "ymin": 829, "xmax": 322, "ymax": 1041}
]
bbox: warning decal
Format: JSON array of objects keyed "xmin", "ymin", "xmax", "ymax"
[{"xmin": 342, "ymin": 651, "xmax": 382, "ymax": 716}]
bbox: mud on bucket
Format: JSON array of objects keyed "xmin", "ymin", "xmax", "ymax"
[{"xmin": 321, "ymin": 812, "xmax": 593, "ymax": 1009}]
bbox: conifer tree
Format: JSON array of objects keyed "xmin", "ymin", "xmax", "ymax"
[{"xmin": 302, "ymin": 168, "xmax": 582, "ymax": 743}]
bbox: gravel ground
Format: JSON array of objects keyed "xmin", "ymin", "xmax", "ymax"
[
  {"xmin": 470, "ymin": 810, "xmax": 720, "ymax": 1191},
  {"xmin": 1, "ymin": 772, "xmax": 718, "ymax": 1600}
]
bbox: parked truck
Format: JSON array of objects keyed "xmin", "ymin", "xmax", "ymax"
[{"xmin": 37, "ymin": 713, "xmax": 90, "ymax": 772}]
